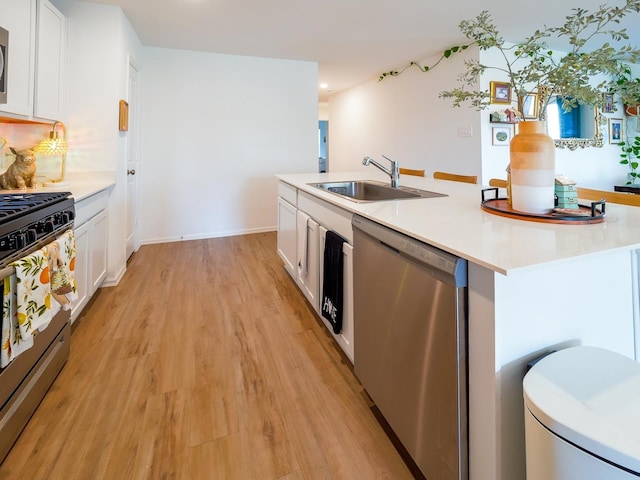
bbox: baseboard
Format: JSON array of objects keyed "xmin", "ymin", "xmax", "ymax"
[{"xmin": 140, "ymin": 226, "xmax": 276, "ymax": 246}]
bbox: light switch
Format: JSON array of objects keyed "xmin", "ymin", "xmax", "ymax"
[{"xmin": 458, "ymin": 126, "xmax": 473, "ymax": 137}]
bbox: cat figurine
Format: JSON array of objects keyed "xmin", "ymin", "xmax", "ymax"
[{"xmin": 0, "ymin": 147, "xmax": 37, "ymax": 190}]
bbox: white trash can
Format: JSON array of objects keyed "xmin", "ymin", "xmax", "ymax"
[{"xmin": 523, "ymin": 346, "xmax": 640, "ymax": 479}]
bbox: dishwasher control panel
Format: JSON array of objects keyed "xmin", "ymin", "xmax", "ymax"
[
  {"xmin": 398, "ymin": 238, "xmax": 457, "ymax": 272},
  {"xmin": 352, "ymin": 215, "xmax": 467, "ymax": 286}
]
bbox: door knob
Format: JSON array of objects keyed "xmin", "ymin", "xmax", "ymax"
[{"xmin": 127, "ymin": 169, "xmax": 136, "ymax": 175}]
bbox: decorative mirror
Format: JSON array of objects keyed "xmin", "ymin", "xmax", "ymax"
[{"xmin": 543, "ymin": 95, "xmax": 604, "ymax": 150}]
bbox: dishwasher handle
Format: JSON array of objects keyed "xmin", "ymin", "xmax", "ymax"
[{"xmin": 378, "ymin": 240, "xmax": 400, "ymax": 256}]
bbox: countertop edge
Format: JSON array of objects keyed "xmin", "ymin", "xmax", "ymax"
[{"xmin": 277, "ymin": 173, "xmax": 640, "ymax": 275}]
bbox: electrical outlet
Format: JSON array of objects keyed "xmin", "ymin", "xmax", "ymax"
[{"xmin": 458, "ymin": 126, "xmax": 473, "ymax": 137}]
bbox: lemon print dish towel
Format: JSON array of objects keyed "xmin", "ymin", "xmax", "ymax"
[
  {"xmin": 47, "ymin": 230, "xmax": 78, "ymax": 311},
  {"xmin": 1, "ymin": 230, "xmax": 78, "ymax": 367},
  {"xmin": 1, "ymin": 248, "xmax": 53, "ymax": 367}
]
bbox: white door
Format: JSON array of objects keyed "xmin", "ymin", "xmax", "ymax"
[{"xmin": 126, "ymin": 61, "xmax": 140, "ymax": 259}]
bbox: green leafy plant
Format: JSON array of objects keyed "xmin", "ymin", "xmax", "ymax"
[
  {"xmin": 614, "ymin": 66, "xmax": 640, "ymax": 108},
  {"xmin": 378, "ymin": 45, "xmax": 472, "ymax": 81},
  {"xmin": 619, "ymin": 134, "xmax": 640, "ymax": 185},
  {"xmin": 380, "ymin": 0, "xmax": 640, "ymax": 120}
]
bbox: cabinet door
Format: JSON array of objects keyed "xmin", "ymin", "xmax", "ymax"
[
  {"xmin": 0, "ymin": 0, "xmax": 36, "ymax": 116},
  {"xmin": 297, "ymin": 214, "xmax": 319, "ymax": 312},
  {"xmin": 89, "ymin": 209, "xmax": 107, "ymax": 294},
  {"xmin": 277, "ymin": 197, "xmax": 297, "ymax": 277},
  {"xmin": 319, "ymin": 226, "xmax": 354, "ymax": 363},
  {"xmin": 341, "ymin": 242, "xmax": 354, "ymax": 363},
  {"xmin": 34, "ymin": 0, "xmax": 66, "ymax": 120},
  {"xmin": 71, "ymin": 220, "xmax": 90, "ymax": 323}
]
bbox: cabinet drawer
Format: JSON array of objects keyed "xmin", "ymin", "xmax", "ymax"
[
  {"xmin": 278, "ymin": 181, "xmax": 297, "ymax": 206},
  {"xmin": 298, "ymin": 191, "xmax": 353, "ymax": 243},
  {"xmin": 74, "ymin": 189, "xmax": 109, "ymax": 226}
]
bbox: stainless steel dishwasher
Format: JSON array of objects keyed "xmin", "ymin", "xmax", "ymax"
[{"xmin": 352, "ymin": 214, "xmax": 468, "ymax": 480}]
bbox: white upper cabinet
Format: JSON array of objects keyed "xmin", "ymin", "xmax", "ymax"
[
  {"xmin": 34, "ymin": 0, "xmax": 66, "ymax": 121},
  {"xmin": 0, "ymin": 0, "xmax": 37, "ymax": 117},
  {"xmin": 0, "ymin": 0, "xmax": 66, "ymax": 121}
]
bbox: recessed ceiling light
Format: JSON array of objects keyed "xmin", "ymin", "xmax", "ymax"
[{"xmin": 320, "ymin": 83, "xmax": 329, "ymax": 89}]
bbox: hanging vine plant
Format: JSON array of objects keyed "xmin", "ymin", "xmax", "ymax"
[
  {"xmin": 379, "ymin": 0, "xmax": 640, "ymax": 120},
  {"xmin": 378, "ymin": 44, "xmax": 473, "ymax": 81}
]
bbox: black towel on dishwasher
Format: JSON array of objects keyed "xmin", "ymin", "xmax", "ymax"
[{"xmin": 321, "ymin": 230, "xmax": 346, "ymax": 334}]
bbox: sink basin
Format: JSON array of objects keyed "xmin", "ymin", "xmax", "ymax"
[{"xmin": 308, "ymin": 180, "xmax": 447, "ymax": 202}]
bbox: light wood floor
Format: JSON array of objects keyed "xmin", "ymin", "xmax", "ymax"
[{"xmin": 0, "ymin": 233, "xmax": 413, "ymax": 480}]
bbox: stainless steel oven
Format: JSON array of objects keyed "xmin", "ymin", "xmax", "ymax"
[
  {"xmin": 0, "ymin": 26, "xmax": 8, "ymax": 104},
  {"xmin": 0, "ymin": 192, "xmax": 75, "ymax": 462}
]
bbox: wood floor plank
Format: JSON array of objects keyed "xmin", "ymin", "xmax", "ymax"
[{"xmin": 0, "ymin": 233, "xmax": 413, "ymax": 479}]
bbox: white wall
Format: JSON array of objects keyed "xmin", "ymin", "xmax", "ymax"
[
  {"xmin": 139, "ymin": 48, "xmax": 318, "ymax": 243},
  {"xmin": 329, "ymin": 45, "xmax": 632, "ymax": 189},
  {"xmin": 478, "ymin": 47, "xmax": 630, "ymax": 189},
  {"xmin": 328, "ymin": 47, "xmax": 482, "ymax": 177},
  {"xmin": 53, "ymin": 0, "xmax": 123, "ymax": 172},
  {"xmin": 56, "ymin": 0, "xmax": 143, "ymax": 285},
  {"xmin": 319, "ymin": 102, "xmax": 329, "ymax": 121},
  {"xmin": 9, "ymin": 1, "xmax": 318, "ymax": 281}
]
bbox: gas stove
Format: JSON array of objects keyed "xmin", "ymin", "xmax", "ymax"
[
  {"xmin": 0, "ymin": 191, "xmax": 76, "ymax": 462},
  {"xmin": 0, "ymin": 192, "xmax": 75, "ymax": 268}
]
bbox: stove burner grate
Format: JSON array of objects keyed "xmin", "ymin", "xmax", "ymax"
[{"xmin": 0, "ymin": 192, "xmax": 72, "ymax": 223}]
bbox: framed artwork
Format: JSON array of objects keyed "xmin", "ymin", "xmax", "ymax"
[
  {"xmin": 609, "ymin": 118, "xmax": 623, "ymax": 144},
  {"xmin": 492, "ymin": 126, "xmax": 511, "ymax": 146},
  {"xmin": 119, "ymin": 100, "xmax": 129, "ymax": 131},
  {"xmin": 490, "ymin": 81, "xmax": 511, "ymax": 104},
  {"xmin": 603, "ymin": 93, "xmax": 615, "ymax": 113},
  {"xmin": 522, "ymin": 93, "xmax": 539, "ymax": 119}
]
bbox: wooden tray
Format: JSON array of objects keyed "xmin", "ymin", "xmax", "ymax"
[{"xmin": 481, "ymin": 188, "xmax": 606, "ymax": 224}]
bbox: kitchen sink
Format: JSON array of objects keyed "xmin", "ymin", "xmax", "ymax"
[{"xmin": 308, "ymin": 180, "xmax": 447, "ymax": 202}]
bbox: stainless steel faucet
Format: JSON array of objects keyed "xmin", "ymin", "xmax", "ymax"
[{"xmin": 362, "ymin": 155, "xmax": 400, "ymax": 188}]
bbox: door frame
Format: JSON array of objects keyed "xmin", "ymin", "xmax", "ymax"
[{"xmin": 125, "ymin": 55, "xmax": 141, "ymax": 259}]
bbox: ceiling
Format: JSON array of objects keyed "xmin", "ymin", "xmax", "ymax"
[{"xmin": 81, "ymin": 0, "xmax": 640, "ymax": 102}]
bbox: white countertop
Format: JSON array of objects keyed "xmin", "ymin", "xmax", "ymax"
[
  {"xmin": 277, "ymin": 172, "xmax": 640, "ymax": 275},
  {"xmin": 0, "ymin": 172, "xmax": 115, "ymax": 202}
]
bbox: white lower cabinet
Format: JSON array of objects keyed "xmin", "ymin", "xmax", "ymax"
[
  {"xmin": 72, "ymin": 191, "xmax": 109, "ymax": 323},
  {"xmin": 88, "ymin": 209, "xmax": 107, "ymax": 292},
  {"xmin": 72, "ymin": 219, "xmax": 89, "ymax": 322},
  {"xmin": 277, "ymin": 196, "xmax": 297, "ymax": 276},
  {"xmin": 276, "ymin": 182, "xmax": 355, "ymax": 363},
  {"xmin": 319, "ymin": 225, "xmax": 354, "ymax": 363},
  {"xmin": 296, "ymin": 213, "xmax": 319, "ymax": 313}
]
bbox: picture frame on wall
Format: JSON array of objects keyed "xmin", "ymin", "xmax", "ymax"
[
  {"xmin": 490, "ymin": 81, "xmax": 511, "ymax": 104},
  {"xmin": 609, "ymin": 118, "xmax": 623, "ymax": 144},
  {"xmin": 603, "ymin": 93, "xmax": 615, "ymax": 113},
  {"xmin": 492, "ymin": 126, "xmax": 511, "ymax": 146}
]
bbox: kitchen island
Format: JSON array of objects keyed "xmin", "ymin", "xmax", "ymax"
[{"xmin": 277, "ymin": 171, "xmax": 640, "ymax": 480}]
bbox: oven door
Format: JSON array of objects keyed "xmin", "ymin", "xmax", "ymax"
[
  {"xmin": 0, "ymin": 305, "xmax": 69, "ymax": 462},
  {"xmin": 0, "ymin": 230, "xmax": 74, "ymax": 462}
]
